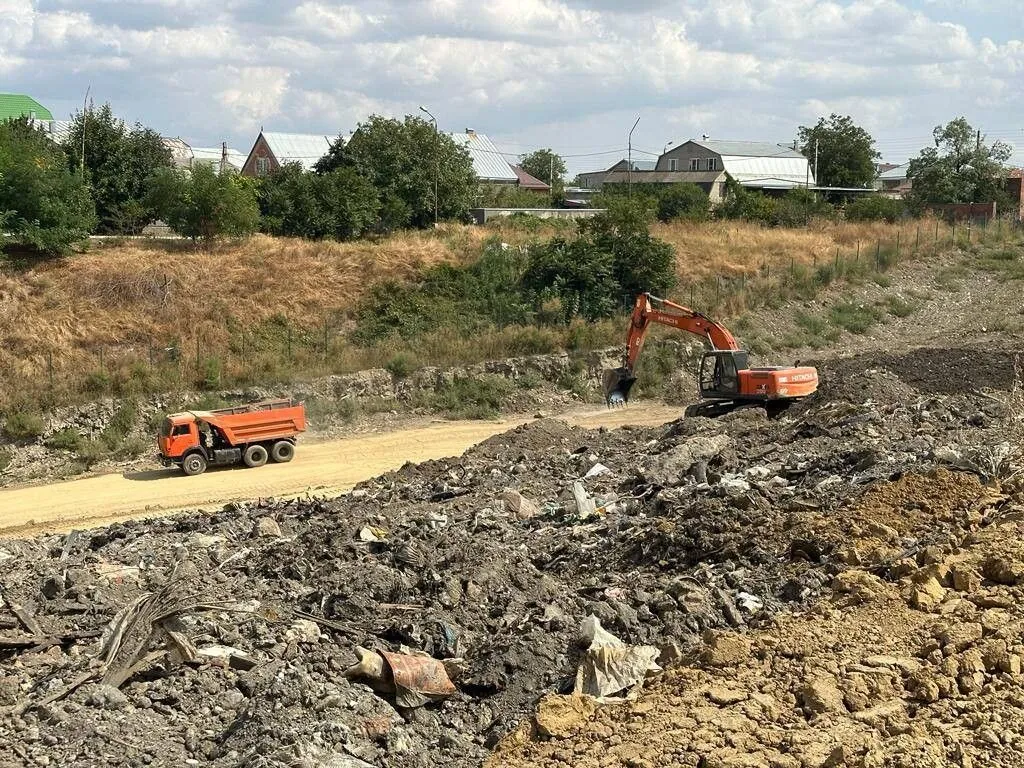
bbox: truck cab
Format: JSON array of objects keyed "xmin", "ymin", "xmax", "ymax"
[{"xmin": 158, "ymin": 414, "xmax": 201, "ymax": 460}]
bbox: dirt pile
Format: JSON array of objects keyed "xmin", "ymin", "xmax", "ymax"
[{"xmin": 0, "ymin": 345, "xmax": 1021, "ymax": 767}]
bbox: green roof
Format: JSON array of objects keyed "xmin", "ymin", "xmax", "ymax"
[{"xmin": 0, "ymin": 94, "xmax": 54, "ymax": 122}]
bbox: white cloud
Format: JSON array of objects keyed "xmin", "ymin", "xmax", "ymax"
[{"xmin": 2, "ymin": 0, "xmax": 1022, "ymax": 173}]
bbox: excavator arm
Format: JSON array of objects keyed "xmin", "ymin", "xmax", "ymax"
[{"xmin": 603, "ymin": 293, "xmax": 741, "ymax": 406}]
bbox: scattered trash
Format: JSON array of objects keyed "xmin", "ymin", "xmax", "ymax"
[
  {"xmin": 573, "ymin": 616, "xmax": 661, "ymax": 699},
  {"xmin": 344, "ymin": 647, "xmax": 458, "ymax": 709},
  {"xmin": 584, "ymin": 463, "xmax": 610, "ymax": 479}
]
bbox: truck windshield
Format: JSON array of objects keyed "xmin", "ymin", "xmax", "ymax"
[{"xmin": 159, "ymin": 419, "xmax": 172, "ymax": 438}]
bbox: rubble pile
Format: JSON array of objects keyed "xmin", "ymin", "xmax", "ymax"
[{"xmin": 0, "ymin": 347, "xmax": 1021, "ymax": 767}]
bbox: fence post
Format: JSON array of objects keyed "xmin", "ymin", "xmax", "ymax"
[
  {"xmin": 875, "ymin": 239, "xmax": 881, "ymax": 268},
  {"xmin": 286, "ymin": 324, "xmax": 293, "ymax": 362},
  {"xmin": 895, "ymin": 230, "xmax": 900, "ymax": 260},
  {"xmin": 689, "ymin": 284, "xmax": 694, "ymax": 307},
  {"xmin": 323, "ymin": 320, "xmax": 330, "ymax": 362},
  {"xmin": 856, "ymin": 241, "xmax": 860, "ymax": 263},
  {"xmin": 967, "ymin": 219, "xmax": 972, "ymax": 243},
  {"xmin": 47, "ymin": 352, "xmax": 54, "ymax": 390},
  {"xmin": 915, "ymin": 225, "xmax": 920, "ymax": 253},
  {"xmin": 148, "ymin": 345, "xmax": 154, "ymax": 368},
  {"xmin": 195, "ymin": 335, "xmax": 201, "ymax": 382},
  {"xmin": 935, "ymin": 219, "xmax": 939, "ymax": 242},
  {"xmin": 834, "ymin": 247, "xmax": 840, "ymax": 275},
  {"xmin": 99, "ymin": 346, "xmax": 104, "ymax": 372},
  {"xmin": 951, "ymin": 222, "xmax": 955, "ymax": 244}
]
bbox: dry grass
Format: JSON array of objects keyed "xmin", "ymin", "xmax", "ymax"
[
  {"xmin": 654, "ymin": 218, "xmax": 941, "ymax": 282},
  {"xmin": 0, "ymin": 215, "xmax": 1009, "ymax": 411}
]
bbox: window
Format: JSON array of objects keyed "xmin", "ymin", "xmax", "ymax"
[
  {"xmin": 689, "ymin": 158, "xmax": 700, "ymax": 171},
  {"xmin": 706, "ymin": 158, "xmax": 717, "ymax": 171},
  {"xmin": 255, "ymin": 156, "xmax": 271, "ymax": 176},
  {"xmin": 668, "ymin": 158, "xmax": 678, "ymax": 171},
  {"xmin": 172, "ymin": 424, "xmax": 191, "ymax": 437}
]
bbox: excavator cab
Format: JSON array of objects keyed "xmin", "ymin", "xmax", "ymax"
[{"xmin": 699, "ymin": 350, "xmax": 747, "ymax": 398}]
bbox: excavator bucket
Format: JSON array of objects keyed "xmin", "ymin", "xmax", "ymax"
[{"xmin": 602, "ymin": 367, "xmax": 637, "ymax": 406}]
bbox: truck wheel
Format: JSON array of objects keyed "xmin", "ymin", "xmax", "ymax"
[
  {"xmin": 243, "ymin": 444, "xmax": 268, "ymax": 468},
  {"xmin": 182, "ymin": 452, "xmax": 207, "ymax": 476},
  {"xmin": 271, "ymin": 440, "xmax": 295, "ymax": 463}
]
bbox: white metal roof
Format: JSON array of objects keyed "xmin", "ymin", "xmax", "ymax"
[
  {"xmin": 262, "ymin": 131, "xmax": 336, "ymax": 171},
  {"xmin": 877, "ymin": 164, "xmax": 909, "ymax": 180},
  {"xmin": 449, "ymin": 131, "xmax": 518, "ymax": 182},
  {"xmin": 190, "ymin": 146, "xmax": 247, "ymax": 171},
  {"xmin": 721, "ymin": 155, "xmax": 814, "ymax": 186}
]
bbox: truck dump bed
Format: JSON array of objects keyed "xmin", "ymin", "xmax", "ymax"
[{"xmin": 194, "ymin": 399, "xmax": 306, "ymax": 446}]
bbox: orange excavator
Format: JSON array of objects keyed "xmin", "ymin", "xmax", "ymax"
[{"xmin": 603, "ymin": 293, "xmax": 819, "ymax": 417}]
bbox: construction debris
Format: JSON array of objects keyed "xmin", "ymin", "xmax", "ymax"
[{"xmin": 0, "ymin": 346, "xmax": 1023, "ymax": 767}]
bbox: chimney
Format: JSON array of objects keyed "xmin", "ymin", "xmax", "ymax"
[{"xmin": 466, "ymin": 128, "xmax": 476, "ymax": 136}]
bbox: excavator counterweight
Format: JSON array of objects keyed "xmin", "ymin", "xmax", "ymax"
[{"xmin": 604, "ymin": 293, "xmax": 818, "ymax": 416}]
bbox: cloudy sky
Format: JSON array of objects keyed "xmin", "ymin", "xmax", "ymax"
[{"xmin": 2, "ymin": 0, "xmax": 1023, "ymax": 175}]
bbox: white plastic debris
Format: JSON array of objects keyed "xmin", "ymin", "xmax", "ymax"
[
  {"xmin": 584, "ymin": 463, "xmax": 611, "ymax": 479},
  {"xmin": 573, "ymin": 616, "xmax": 661, "ymax": 699}
]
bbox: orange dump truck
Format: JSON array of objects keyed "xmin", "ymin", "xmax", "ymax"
[{"xmin": 158, "ymin": 399, "xmax": 307, "ymax": 476}]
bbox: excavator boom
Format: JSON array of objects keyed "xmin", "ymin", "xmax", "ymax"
[{"xmin": 603, "ymin": 292, "xmax": 818, "ymax": 413}]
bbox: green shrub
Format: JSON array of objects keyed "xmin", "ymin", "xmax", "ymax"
[
  {"xmin": 0, "ymin": 446, "xmax": 11, "ymax": 472},
  {"xmin": 385, "ymin": 352, "xmax": 419, "ymax": 378},
  {"xmin": 885, "ymin": 295, "xmax": 920, "ymax": 318},
  {"xmin": 845, "ymin": 195, "xmax": 904, "ymax": 223},
  {"xmin": 418, "ymin": 376, "xmax": 512, "ymax": 420},
  {"xmin": 829, "ymin": 301, "xmax": 880, "ymax": 334},
  {"xmin": 45, "ymin": 428, "xmax": 85, "ymax": 452},
  {"xmin": 3, "ymin": 411, "xmax": 45, "ymax": 441}
]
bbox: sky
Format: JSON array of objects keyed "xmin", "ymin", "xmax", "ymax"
[{"xmin": 2, "ymin": 0, "xmax": 1023, "ymax": 176}]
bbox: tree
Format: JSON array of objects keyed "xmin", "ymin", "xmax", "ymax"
[
  {"xmin": 62, "ymin": 103, "xmax": 173, "ymax": 233},
  {"xmin": 315, "ymin": 115, "xmax": 477, "ymax": 230},
  {"xmin": 523, "ymin": 197, "xmax": 677, "ymax": 321},
  {"xmin": 258, "ymin": 163, "xmax": 380, "ymax": 241},
  {"xmin": 653, "ymin": 184, "xmax": 709, "ymax": 222},
  {"xmin": 797, "ymin": 114, "xmax": 879, "ymax": 189},
  {"xmin": 148, "ymin": 164, "xmax": 259, "ymax": 243},
  {"xmin": 519, "ymin": 148, "xmax": 567, "ymax": 190},
  {"xmin": 905, "ymin": 117, "xmax": 1012, "ymax": 210},
  {"xmin": 0, "ymin": 118, "xmax": 96, "ymax": 255}
]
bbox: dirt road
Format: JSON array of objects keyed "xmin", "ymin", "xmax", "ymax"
[{"xmin": 0, "ymin": 404, "xmax": 680, "ymax": 537}]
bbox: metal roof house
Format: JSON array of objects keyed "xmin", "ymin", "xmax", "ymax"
[
  {"xmin": 875, "ymin": 163, "xmax": 911, "ymax": 198},
  {"xmin": 577, "ymin": 159, "xmax": 659, "ymax": 190},
  {"xmin": 657, "ymin": 139, "xmax": 815, "ymax": 191},
  {"xmin": 510, "ymin": 165, "xmax": 551, "ymax": 193},
  {"xmin": 0, "ymin": 93, "xmax": 52, "ymax": 123},
  {"xmin": 165, "ymin": 137, "xmax": 247, "ymax": 173},
  {"xmin": 449, "ymin": 130, "xmax": 518, "ymax": 184},
  {"xmin": 241, "ymin": 130, "xmax": 337, "ymax": 176}
]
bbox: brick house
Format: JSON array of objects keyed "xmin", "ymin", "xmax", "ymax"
[{"xmin": 241, "ymin": 131, "xmax": 337, "ymax": 176}]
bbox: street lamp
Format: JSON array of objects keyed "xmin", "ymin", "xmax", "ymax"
[
  {"xmin": 628, "ymin": 115, "xmax": 641, "ymax": 197},
  {"xmin": 419, "ymin": 105, "xmax": 439, "ymax": 227}
]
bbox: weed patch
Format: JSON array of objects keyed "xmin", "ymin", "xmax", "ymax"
[
  {"xmin": 416, "ymin": 376, "xmax": 513, "ymax": 420},
  {"xmin": 3, "ymin": 411, "xmax": 44, "ymax": 441},
  {"xmin": 830, "ymin": 301, "xmax": 881, "ymax": 335},
  {"xmin": 884, "ymin": 295, "xmax": 921, "ymax": 318}
]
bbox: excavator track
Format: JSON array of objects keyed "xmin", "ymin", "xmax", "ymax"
[{"xmin": 683, "ymin": 399, "xmax": 793, "ymax": 419}]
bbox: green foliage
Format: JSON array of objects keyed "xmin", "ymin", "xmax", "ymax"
[
  {"xmin": 316, "ymin": 115, "xmax": 477, "ymax": 230},
  {"xmin": 829, "ymin": 300, "xmax": 881, "ymax": 334},
  {"xmin": 0, "ymin": 118, "xmax": 96, "ymax": 255},
  {"xmin": 2, "ymin": 410, "xmax": 44, "ymax": 441},
  {"xmin": 477, "ymin": 185, "xmax": 552, "ymax": 209},
  {"xmin": 385, "ymin": 352, "xmax": 419, "ymax": 378},
  {"xmin": 518, "ymin": 148, "xmax": 566, "ymax": 191},
  {"xmin": 717, "ymin": 183, "xmax": 831, "ymax": 228},
  {"xmin": 45, "ymin": 428, "xmax": 85, "ymax": 452},
  {"xmin": 0, "ymin": 447, "xmax": 11, "ymax": 472},
  {"xmin": 353, "ymin": 237, "xmax": 531, "ymax": 343},
  {"xmin": 62, "ymin": 103, "xmax": 172, "ymax": 233},
  {"xmin": 522, "ymin": 237, "xmax": 618, "ymax": 322},
  {"xmin": 798, "ymin": 114, "xmax": 879, "ymax": 188},
  {"xmin": 524, "ymin": 199, "xmax": 677, "ymax": 322},
  {"xmin": 654, "ymin": 183, "xmax": 710, "ymax": 223},
  {"xmin": 716, "ymin": 182, "xmax": 777, "ymax": 224},
  {"xmin": 885, "ymin": 295, "xmax": 921, "ymax": 318},
  {"xmin": 258, "ymin": 162, "xmax": 380, "ymax": 240},
  {"xmin": 771, "ymin": 189, "xmax": 835, "ymax": 227},
  {"xmin": 417, "ymin": 376, "xmax": 512, "ymax": 420},
  {"xmin": 906, "ymin": 117, "xmax": 1013, "ymax": 210},
  {"xmin": 149, "ymin": 164, "xmax": 259, "ymax": 242},
  {"xmin": 845, "ymin": 195, "xmax": 904, "ymax": 223}
]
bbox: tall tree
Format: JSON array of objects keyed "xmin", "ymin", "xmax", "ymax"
[
  {"xmin": 906, "ymin": 117, "xmax": 1012, "ymax": 209},
  {"xmin": 797, "ymin": 114, "xmax": 879, "ymax": 189},
  {"xmin": 147, "ymin": 164, "xmax": 259, "ymax": 243},
  {"xmin": 62, "ymin": 103, "xmax": 172, "ymax": 234},
  {"xmin": 258, "ymin": 162, "xmax": 380, "ymax": 241},
  {"xmin": 519, "ymin": 148, "xmax": 567, "ymax": 189},
  {"xmin": 0, "ymin": 118, "xmax": 96, "ymax": 255},
  {"xmin": 315, "ymin": 115, "xmax": 477, "ymax": 230}
]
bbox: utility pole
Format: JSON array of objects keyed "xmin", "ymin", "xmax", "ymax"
[
  {"xmin": 419, "ymin": 106, "xmax": 439, "ymax": 227},
  {"xmin": 221, "ymin": 141, "xmax": 227, "ymax": 174},
  {"xmin": 976, "ymin": 129, "xmax": 982, "ymax": 151},
  {"xmin": 628, "ymin": 115, "xmax": 641, "ymax": 197},
  {"xmin": 80, "ymin": 85, "xmax": 90, "ymax": 172},
  {"xmin": 814, "ymin": 139, "xmax": 819, "ymax": 189}
]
